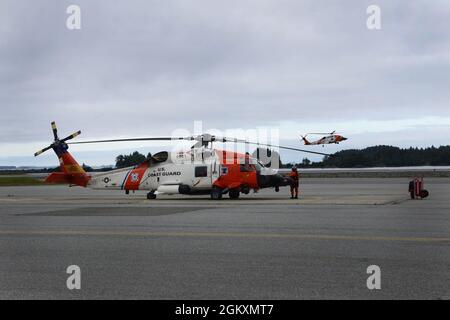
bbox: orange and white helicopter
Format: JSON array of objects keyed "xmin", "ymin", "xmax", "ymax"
[
  {"xmin": 301, "ymin": 131, "xmax": 347, "ymax": 147},
  {"xmin": 34, "ymin": 122, "xmax": 329, "ymax": 200}
]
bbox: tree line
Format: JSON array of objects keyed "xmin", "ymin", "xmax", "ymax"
[
  {"xmin": 285, "ymin": 145, "xmax": 450, "ymax": 168},
  {"xmin": 115, "ymin": 151, "xmax": 152, "ymax": 168}
]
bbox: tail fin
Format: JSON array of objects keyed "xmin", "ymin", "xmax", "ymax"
[
  {"xmin": 35, "ymin": 122, "xmax": 91, "ymax": 187},
  {"xmin": 301, "ymin": 135, "xmax": 311, "ymax": 145},
  {"xmin": 48, "ymin": 151, "xmax": 91, "ymax": 187}
]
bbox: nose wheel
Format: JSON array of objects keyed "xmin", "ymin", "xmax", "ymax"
[
  {"xmin": 147, "ymin": 191, "xmax": 157, "ymax": 200},
  {"xmin": 210, "ymin": 187, "xmax": 223, "ymax": 200}
]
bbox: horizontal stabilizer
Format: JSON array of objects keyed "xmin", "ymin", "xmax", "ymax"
[{"xmin": 45, "ymin": 172, "xmax": 91, "ymax": 187}]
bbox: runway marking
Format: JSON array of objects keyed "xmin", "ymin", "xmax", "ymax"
[{"xmin": 0, "ymin": 230, "xmax": 449, "ymax": 243}]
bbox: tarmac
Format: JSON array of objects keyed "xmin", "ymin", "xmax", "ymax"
[{"xmin": 0, "ymin": 178, "xmax": 449, "ymax": 299}]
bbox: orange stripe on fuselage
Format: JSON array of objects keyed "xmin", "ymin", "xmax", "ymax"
[{"xmin": 123, "ymin": 162, "xmax": 149, "ymax": 190}]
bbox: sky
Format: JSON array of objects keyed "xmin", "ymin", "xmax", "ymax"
[{"xmin": 1, "ymin": 0, "xmax": 450, "ymax": 166}]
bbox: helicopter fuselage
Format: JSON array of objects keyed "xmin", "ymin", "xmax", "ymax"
[{"xmin": 87, "ymin": 148, "xmax": 291, "ymax": 199}]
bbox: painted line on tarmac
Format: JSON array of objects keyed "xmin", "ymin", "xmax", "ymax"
[
  {"xmin": 0, "ymin": 230, "xmax": 449, "ymax": 243},
  {"xmin": 0, "ymin": 197, "xmax": 405, "ymax": 206}
]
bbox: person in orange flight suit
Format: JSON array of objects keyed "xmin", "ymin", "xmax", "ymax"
[{"xmin": 289, "ymin": 166, "xmax": 299, "ymax": 199}]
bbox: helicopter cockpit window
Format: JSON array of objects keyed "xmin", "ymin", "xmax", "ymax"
[
  {"xmin": 220, "ymin": 166, "xmax": 228, "ymax": 175},
  {"xmin": 248, "ymin": 158, "xmax": 264, "ymax": 170},
  {"xmin": 195, "ymin": 166, "xmax": 208, "ymax": 177},
  {"xmin": 254, "ymin": 161, "xmax": 264, "ymax": 171}
]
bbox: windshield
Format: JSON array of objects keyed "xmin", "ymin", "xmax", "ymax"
[{"xmin": 248, "ymin": 157, "xmax": 265, "ymax": 171}]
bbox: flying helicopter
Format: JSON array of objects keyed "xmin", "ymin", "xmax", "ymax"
[
  {"xmin": 34, "ymin": 122, "xmax": 329, "ymax": 200},
  {"xmin": 301, "ymin": 130, "xmax": 348, "ymax": 146}
]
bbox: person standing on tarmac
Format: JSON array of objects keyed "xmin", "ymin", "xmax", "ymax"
[{"xmin": 289, "ymin": 166, "xmax": 299, "ymax": 199}]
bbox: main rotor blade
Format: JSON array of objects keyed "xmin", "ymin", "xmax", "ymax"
[
  {"xmin": 60, "ymin": 131, "xmax": 82, "ymax": 143},
  {"xmin": 34, "ymin": 145, "xmax": 52, "ymax": 157},
  {"xmin": 220, "ymin": 137, "xmax": 330, "ymax": 156},
  {"xmin": 68, "ymin": 137, "xmax": 187, "ymax": 145},
  {"xmin": 308, "ymin": 132, "xmax": 334, "ymax": 135},
  {"xmin": 51, "ymin": 121, "xmax": 58, "ymax": 140},
  {"xmin": 68, "ymin": 134, "xmax": 330, "ymax": 156},
  {"xmin": 273, "ymin": 145, "xmax": 330, "ymax": 156}
]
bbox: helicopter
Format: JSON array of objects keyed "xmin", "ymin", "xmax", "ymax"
[
  {"xmin": 301, "ymin": 130, "xmax": 348, "ymax": 146},
  {"xmin": 34, "ymin": 122, "xmax": 329, "ymax": 200}
]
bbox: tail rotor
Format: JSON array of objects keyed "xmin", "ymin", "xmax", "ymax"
[
  {"xmin": 34, "ymin": 122, "xmax": 82, "ymax": 157},
  {"xmin": 301, "ymin": 134, "xmax": 311, "ymax": 145}
]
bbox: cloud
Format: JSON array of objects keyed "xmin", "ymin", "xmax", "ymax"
[{"xmin": 1, "ymin": 0, "xmax": 449, "ymax": 165}]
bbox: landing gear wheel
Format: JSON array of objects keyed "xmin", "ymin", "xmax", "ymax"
[
  {"xmin": 146, "ymin": 192, "xmax": 157, "ymax": 200},
  {"xmin": 210, "ymin": 188, "xmax": 223, "ymax": 200},
  {"xmin": 275, "ymin": 186, "xmax": 280, "ymax": 192},
  {"xmin": 229, "ymin": 189, "xmax": 240, "ymax": 199}
]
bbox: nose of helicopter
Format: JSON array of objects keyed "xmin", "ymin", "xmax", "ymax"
[
  {"xmin": 258, "ymin": 172, "xmax": 293, "ymax": 188},
  {"xmin": 275, "ymin": 174, "xmax": 293, "ymax": 187}
]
